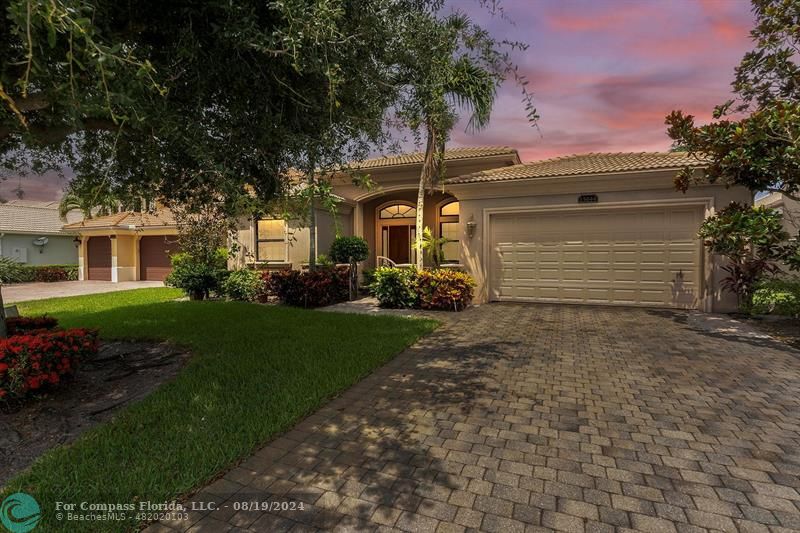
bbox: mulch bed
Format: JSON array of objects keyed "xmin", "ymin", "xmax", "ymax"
[{"xmin": 0, "ymin": 341, "xmax": 190, "ymax": 486}]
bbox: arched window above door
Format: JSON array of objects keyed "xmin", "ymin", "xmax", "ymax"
[
  {"xmin": 379, "ymin": 203, "xmax": 417, "ymax": 219},
  {"xmin": 440, "ymin": 201, "xmax": 459, "ymax": 217}
]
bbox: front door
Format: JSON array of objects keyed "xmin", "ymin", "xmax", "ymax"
[{"xmin": 388, "ymin": 225, "xmax": 410, "ymax": 264}]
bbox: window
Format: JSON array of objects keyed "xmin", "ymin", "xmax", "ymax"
[
  {"xmin": 379, "ymin": 204, "xmax": 416, "ymax": 219},
  {"xmin": 439, "ymin": 201, "xmax": 459, "ymax": 263},
  {"xmin": 256, "ymin": 219, "xmax": 287, "ymax": 262}
]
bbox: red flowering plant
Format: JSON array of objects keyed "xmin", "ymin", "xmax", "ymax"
[{"xmin": 0, "ymin": 318, "xmax": 99, "ymax": 400}]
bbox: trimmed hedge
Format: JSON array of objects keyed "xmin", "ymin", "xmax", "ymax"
[
  {"xmin": 0, "ymin": 316, "xmax": 99, "ymax": 400},
  {"xmin": 24, "ymin": 264, "xmax": 79, "ymax": 282},
  {"xmin": 0, "ymin": 261, "xmax": 78, "ymax": 283}
]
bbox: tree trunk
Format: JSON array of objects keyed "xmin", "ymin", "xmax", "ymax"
[
  {"xmin": 0, "ymin": 284, "xmax": 6, "ymax": 338},
  {"xmin": 415, "ymin": 176, "xmax": 425, "ymax": 270},
  {"xmin": 308, "ymin": 174, "xmax": 317, "ymax": 271},
  {"xmin": 416, "ymin": 122, "xmax": 438, "ymax": 270}
]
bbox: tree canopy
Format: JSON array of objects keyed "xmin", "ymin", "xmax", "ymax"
[
  {"xmin": 1, "ymin": 0, "xmax": 407, "ymax": 209},
  {"xmin": 666, "ymin": 0, "xmax": 800, "ymax": 199}
]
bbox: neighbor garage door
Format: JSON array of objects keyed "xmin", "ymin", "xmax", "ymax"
[
  {"xmin": 139, "ymin": 236, "xmax": 179, "ymax": 281},
  {"xmin": 87, "ymin": 236, "xmax": 112, "ymax": 281},
  {"xmin": 489, "ymin": 205, "xmax": 703, "ymax": 308}
]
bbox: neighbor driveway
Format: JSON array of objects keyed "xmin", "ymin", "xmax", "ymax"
[
  {"xmin": 155, "ymin": 304, "xmax": 800, "ymax": 533},
  {"xmin": 4, "ymin": 280, "xmax": 164, "ymax": 303}
]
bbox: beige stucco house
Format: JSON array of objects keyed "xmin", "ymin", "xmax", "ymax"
[
  {"xmin": 66, "ymin": 146, "xmax": 752, "ymax": 312},
  {"xmin": 64, "ymin": 211, "xmax": 179, "ymax": 282},
  {"xmin": 755, "ymin": 192, "xmax": 800, "ymax": 235}
]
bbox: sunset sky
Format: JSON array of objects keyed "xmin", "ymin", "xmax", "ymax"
[{"xmin": 3, "ymin": 0, "xmax": 756, "ymax": 201}]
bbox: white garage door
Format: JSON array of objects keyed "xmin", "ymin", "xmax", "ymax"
[{"xmin": 489, "ymin": 206, "xmax": 703, "ymax": 308}]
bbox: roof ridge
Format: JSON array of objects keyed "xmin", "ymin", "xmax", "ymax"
[{"xmin": 446, "ymin": 151, "xmax": 707, "ymax": 185}]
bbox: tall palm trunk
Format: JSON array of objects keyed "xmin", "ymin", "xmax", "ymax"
[{"xmin": 416, "ymin": 122, "xmax": 439, "ymax": 269}]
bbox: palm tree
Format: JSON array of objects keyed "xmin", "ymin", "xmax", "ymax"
[
  {"xmin": 58, "ymin": 183, "xmax": 120, "ymax": 221},
  {"xmin": 399, "ymin": 13, "xmax": 498, "ymax": 269}
]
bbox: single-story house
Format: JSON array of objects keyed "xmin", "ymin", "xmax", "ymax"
[
  {"xmin": 67, "ymin": 147, "xmax": 753, "ymax": 312},
  {"xmin": 0, "ymin": 200, "xmax": 80, "ymax": 265},
  {"xmin": 63, "ymin": 211, "xmax": 179, "ymax": 281}
]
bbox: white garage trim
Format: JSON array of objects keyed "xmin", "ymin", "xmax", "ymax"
[{"xmin": 482, "ymin": 198, "xmax": 714, "ymax": 311}]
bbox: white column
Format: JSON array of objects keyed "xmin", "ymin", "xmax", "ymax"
[
  {"xmin": 78, "ymin": 238, "xmax": 86, "ymax": 281},
  {"xmin": 110, "ymin": 236, "xmax": 119, "ymax": 283}
]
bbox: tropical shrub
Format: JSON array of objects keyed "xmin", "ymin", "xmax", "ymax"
[
  {"xmin": 751, "ymin": 279, "xmax": 800, "ymax": 317},
  {"xmin": 329, "ymin": 236, "xmax": 369, "ymax": 264},
  {"xmin": 6, "ymin": 316, "xmax": 59, "ymax": 336},
  {"xmin": 268, "ymin": 266, "xmax": 350, "ymax": 307},
  {"xmin": 370, "ymin": 267, "xmax": 419, "ymax": 309},
  {"xmin": 416, "ymin": 269, "xmax": 475, "ymax": 311},
  {"xmin": 0, "ymin": 327, "xmax": 99, "ymax": 400},
  {"xmin": 315, "ymin": 254, "xmax": 335, "ymax": 268},
  {"xmin": 165, "ymin": 249, "xmax": 229, "ymax": 300},
  {"xmin": 414, "ymin": 226, "xmax": 448, "ymax": 268},
  {"xmin": 222, "ymin": 268, "xmax": 264, "ymax": 301},
  {"xmin": 371, "ymin": 267, "xmax": 475, "ymax": 311},
  {"xmin": 0, "ymin": 257, "xmax": 26, "ymax": 283},
  {"xmin": 698, "ymin": 203, "xmax": 792, "ymax": 309}
]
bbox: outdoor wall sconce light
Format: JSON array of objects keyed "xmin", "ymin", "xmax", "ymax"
[
  {"xmin": 73, "ymin": 237, "xmax": 81, "ymax": 248},
  {"xmin": 466, "ymin": 220, "xmax": 477, "ymax": 239}
]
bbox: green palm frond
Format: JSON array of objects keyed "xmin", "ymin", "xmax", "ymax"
[{"xmin": 446, "ymin": 56, "xmax": 497, "ymax": 133}]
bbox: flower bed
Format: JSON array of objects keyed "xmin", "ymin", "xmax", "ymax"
[
  {"xmin": 263, "ymin": 266, "xmax": 350, "ymax": 308},
  {"xmin": 0, "ymin": 317, "xmax": 99, "ymax": 400}
]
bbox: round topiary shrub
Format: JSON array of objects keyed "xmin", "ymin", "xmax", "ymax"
[{"xmin": 329, "ymin": 236, "xmax": 369, "ymax": 264}]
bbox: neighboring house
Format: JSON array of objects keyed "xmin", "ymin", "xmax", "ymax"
[
  {"xmin": 0, "ymin": 200, "xmax": 80, "ymax": 265},
  {"xmin": 63, "ymin": 211, "xmax": 179, "ymax": 282},
  {"xmin": 755, "ymin": 192, "xmax": 800, "ymax": 235},
  {"xmin": 64, "ymin": 147, "xmax": 753, "ymax": 312}
]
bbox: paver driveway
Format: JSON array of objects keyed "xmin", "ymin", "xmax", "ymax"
[
  {"xmin": 4, "ymin": 280, "xmax": 164, "ymax": 303},
  {"xmin": 155, "ymin": 304, "xmax": 800, "ymax": 532}
]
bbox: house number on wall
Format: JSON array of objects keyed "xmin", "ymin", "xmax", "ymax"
[{"xmin": 578, "ymin": 194, "xmax": 598, "ymax": 204}]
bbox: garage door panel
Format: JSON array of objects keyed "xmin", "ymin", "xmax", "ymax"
[
  {"xmin": 140, "ymin": 236, "xmax": 179, "ymax": 281},
  {"xmin": 489, "ymin": 206, "xmax": 702, "ymax": 309},
  {"xmin": 87, "ymin": 237, "xmax": 112, "ymax": 281}
]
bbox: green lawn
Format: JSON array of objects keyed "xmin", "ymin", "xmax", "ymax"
[{"xmin": 3, "ymin": 288, "xmax": 437, "ymax": 532}]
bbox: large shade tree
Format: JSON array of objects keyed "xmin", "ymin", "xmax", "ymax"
[
  {"xmin": 666, "ymin": 0, "xmax": 800, "ymax": 199},
  {"xmin": 393, "ymin": 9, "xmax": 537, "ymax": 268},
  {"xmin": 0, "ymin": 0, "xmax": 406, "ymax": 205},
  {"xmin": 0, "ymin": 0, "xmax": 415, "ymax": 335}
]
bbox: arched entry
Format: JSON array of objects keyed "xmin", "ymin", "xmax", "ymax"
[{"xmin": 376, "ymin": 201, "xmax": 417, "ymax": 265}]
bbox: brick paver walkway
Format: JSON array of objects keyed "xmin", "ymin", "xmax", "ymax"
[{"xmin": 151, "ymin": 304, "xmax": 800, "ymax": 532}]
